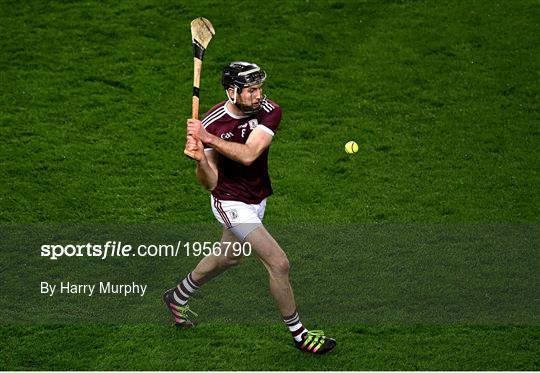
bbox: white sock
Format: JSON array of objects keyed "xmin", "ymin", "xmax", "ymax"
[{"xmin": 283, "ymin": 311, "xmax": 308, "ymax": 342}]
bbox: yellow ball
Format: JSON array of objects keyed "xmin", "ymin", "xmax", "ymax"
[{"xmin": 345, "ymin": 141, "xmax": 358, "ymax": 154}]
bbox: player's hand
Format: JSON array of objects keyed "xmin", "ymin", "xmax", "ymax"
[
  {"xmin": 185, "ymin": 135, "xmax": 205, "ymax": 161},
  {"xmin": 187, "ymin": 118, "xmax": 210, "ymax": 143}
]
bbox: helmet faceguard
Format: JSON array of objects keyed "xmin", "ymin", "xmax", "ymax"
[{"xmin": 222, "ymin": 61, "xmax": 267, "ymax": 115}]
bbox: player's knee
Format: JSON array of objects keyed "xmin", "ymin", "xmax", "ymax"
[
  {"xmin": 221, "ymin": 255, "xmax": 243, "ymax": 268},
  {"xmin": 272, "ymin": 257, "xmax": 290, "ymax": 277}
]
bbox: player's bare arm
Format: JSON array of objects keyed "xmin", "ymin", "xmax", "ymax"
[
  {"xmin": 196, "ymin": 150, "xmax": 218, "ymax": 191},
  {"xmin": 187, "ymin": 118, "xmax": 273, "ymax": 166},
  {"xmin": 196, "ymin": 148, "xmax": 218, "ymax": 190},
  {"xmin": 185, "ymin": 135, "xmax": 218, "ymax": 190}
]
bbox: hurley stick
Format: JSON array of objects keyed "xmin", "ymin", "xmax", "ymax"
[{"xmin": 184, "ymin": 17, "xmax": 215, "ymax": 158}]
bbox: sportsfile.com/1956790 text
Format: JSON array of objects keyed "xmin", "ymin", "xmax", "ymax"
[{"xmin": 40, "ymin": 241, "xmax": 252, "ymax": 260}]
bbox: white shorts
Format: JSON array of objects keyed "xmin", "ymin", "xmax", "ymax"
[{"xmin": 211, "ymin": 195, "xmax": 267, "ymax": 241}]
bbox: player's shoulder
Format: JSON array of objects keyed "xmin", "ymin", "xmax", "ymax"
[
  {"xmin": 258, "ymin": 99, "xmax": 282, "ymax": 124},
  {"xmin": 203, "ymin": 100, "xmax": 227, "ymax": 116},
  {"xmin": 260, "ymin": 98, "xmax": 281, "ymax": 114},
  {"xmin": 256, "ymin": 98, "xmax": 282, "ymax": 133},
  {"xmin": 202, "ymin": 101, "xmax": 228, "ymax": 127}
]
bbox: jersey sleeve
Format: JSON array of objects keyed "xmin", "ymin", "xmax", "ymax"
[
  {"xmin": 203, "ymin": 121, "xmax": 218, "ymax": 151},
  {"xmin": 203, "ymin": 120, "xmax": 217, "ymax": 150},
  {"xmin": 201, "ymin": 102, "xmax": 226, "ymax": 150},
  {"xmin": 258, "ymin": 103, "xmax": 282, "ymax": 136}
]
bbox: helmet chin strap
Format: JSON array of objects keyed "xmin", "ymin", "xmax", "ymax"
[
  {"xmin": 226, "ymin": 88, "xmax": 264, "ymax": 115},
  {"xmin": 226, "ymin": 89, "xmax": 238, "ymax": 105},
  {"xmin": 226, "ymin": 89, "xmax": 249, "ymax": 114}
]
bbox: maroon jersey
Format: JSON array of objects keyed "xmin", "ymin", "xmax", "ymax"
[{"xmin": 202, "ymin": 99, "xmax": 282, "ymax": 204}]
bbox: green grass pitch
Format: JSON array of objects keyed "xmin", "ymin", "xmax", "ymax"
[{"xmin": 1, "ymin": 0, "xmax": 539, "ymax": 370}]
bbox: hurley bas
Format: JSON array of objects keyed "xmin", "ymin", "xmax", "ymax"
[{"xmin": 41, "ymin": 281, "xmax": 147, "ymax": 297}]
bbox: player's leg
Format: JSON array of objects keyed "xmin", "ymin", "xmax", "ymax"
[
  {"xmin": 244, "ymin": 225, "xmax": 336, "ymax": 354},
  {"xmin": 191, "ymin": 227, "xmax": 244, "ymax": 285},
  {"xmin": 163, "ymin": 227, "xmax": 243, "ymax": 328},
  {"xmin": 244, "ymin": 226, "xmax": 295, "ymax": 315}
]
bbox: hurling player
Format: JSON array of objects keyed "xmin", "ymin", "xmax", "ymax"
[{"xmin": 164, "ymin": 62, "xmax": 336, "ymax": 354}]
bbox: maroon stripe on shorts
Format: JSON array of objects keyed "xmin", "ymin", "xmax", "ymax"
[{"xmin": 214, "ymin": 198, "xmax": 232, "ymax": 228}]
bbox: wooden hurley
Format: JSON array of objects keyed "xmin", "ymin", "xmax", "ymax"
[{"xmin": 184, "ymin": 17, "xmax": 215, "ymax": 159}]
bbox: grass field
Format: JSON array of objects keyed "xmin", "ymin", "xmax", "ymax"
[{"xmin": 1, "ymin": 0, "xmax": 539, "ymax": 370}]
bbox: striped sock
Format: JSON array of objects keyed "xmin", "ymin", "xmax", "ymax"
[
  {"xmin": 172, "ymin": 272, "xmax": 200, "ymax": 306},
  {"xmin": 283, "ymin": 310, "xmax": 308, "ymax": 342}
]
